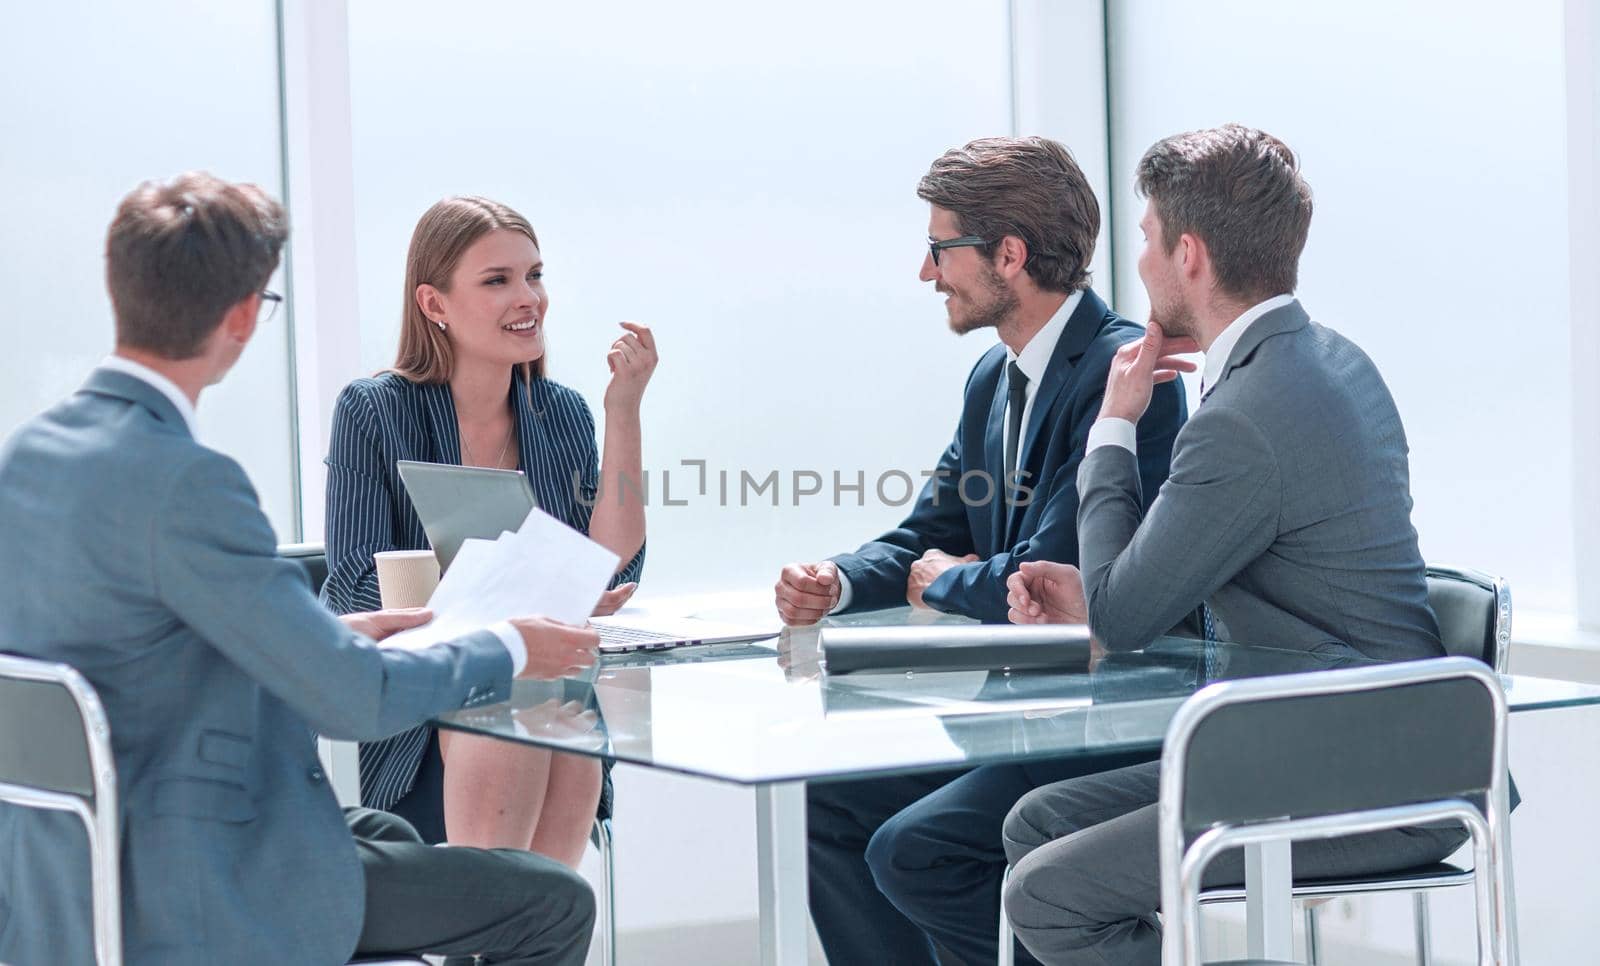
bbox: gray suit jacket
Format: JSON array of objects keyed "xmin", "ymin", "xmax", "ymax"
[
  {"xmin": 1077, "ymin": 300, "xmax": 1443, "ymax": 661},
  {"xmin": 0, "ymin": 368, "xmax": 514, "ymax": 965}
]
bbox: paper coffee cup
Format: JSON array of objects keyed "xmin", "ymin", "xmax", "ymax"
[{"xmin": 374, "ymin": 550, "xmax": 441, "ymax": 609}]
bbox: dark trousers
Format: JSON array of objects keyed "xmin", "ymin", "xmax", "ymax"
[
  {"xmin": 348, "ymin": 808, "xmax": 594, "ymax": 966},
  {"xmin": 807, "ymin": 749, "xmax": 1158, "ymax": 966},
  {"xmin": 1002, "ymin": 760, "xmax": 1470, "ymax": 965}
]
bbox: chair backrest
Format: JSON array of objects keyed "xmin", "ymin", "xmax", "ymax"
[
  {"xmin": 1158, "ymin": 657, "xmax": 1510, "ymax": 966},
  {"xmin": 279, "ymin": 542, "xmax": 330, "ymax": 597},
  {"xmin": 0, "ymin": 653, "xmax": 122, "ymax": 965},
  {"xmin": 1168, "ymin": 659, "xmax": 1500, "ymax": 832},
  {"xmin": 1426, "ymin": 565, "xmax": 1511, "ymax": 672}
]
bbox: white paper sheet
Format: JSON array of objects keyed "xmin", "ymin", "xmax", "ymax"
[{"xmin": 381, "ymin": 507, "xmax": 620, "ymax": 651}]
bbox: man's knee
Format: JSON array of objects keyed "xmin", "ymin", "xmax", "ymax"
[
  {"xmin": 346, "ymin": 807, "xmax": 424, "ymax": 845},
  {"xmin": 1002, "ymin": 791, "xmax": 1050, "ymax": 866},
  {"xmin": 1004, "ymin": 850, "xmax": 1090, "ymax": 952},
  {"xmin": 539, "ymin": 862, "xmax": 597, "ymax": 944},
  {"xmin": 862, "ymin": 807, "xmax": 921, "ymax": 904}
]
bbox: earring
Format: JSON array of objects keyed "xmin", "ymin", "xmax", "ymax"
[{"xmin": 436, "ymin": 320, "xmax": 447, "ymax": 331}]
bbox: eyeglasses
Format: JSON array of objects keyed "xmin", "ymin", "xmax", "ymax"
[
  {"xmin": 927, "ymin": 235, "xmax": 992, "ymax": 266},
  {"xmin": 258, "ymin": 289, "xmax": 283, "ymax": 323}
]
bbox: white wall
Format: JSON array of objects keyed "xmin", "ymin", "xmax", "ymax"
[
  {"xmin": 0, "ymin": 0, "xmax": 299, "ymax": 539},
  {"xmin": 1106, "ymin": 0, "xmax": 1575, "ymax": 616},
  {"xmin": 1107, "ymin": 2, "xmax": 1592, "ymax": 960}
]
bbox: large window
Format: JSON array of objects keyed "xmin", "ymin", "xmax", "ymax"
[
  {"xmin": 0, "ymin": 0, "xmax": 298, "ymax": 538},
  {"xmin": 1106, "ymin": 0, "xmax": 1573, "ymax": 614},
  {"xmin": 347, "ymin": 0, "xmax": 1018, "ymax": 595}
]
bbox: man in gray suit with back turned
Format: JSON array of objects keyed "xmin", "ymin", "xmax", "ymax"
[
  {"xmin": 0, "ymin": 173, "xmax": 597, "ymax": 965},
  {"xmin": 1001, "ymin": 125, "xmax": 1464, "ymax": 964}
]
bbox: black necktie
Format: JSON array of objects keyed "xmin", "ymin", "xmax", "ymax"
[{"xmin": 1004, "ymin": 362, "xmax": 1029, "ymax": 488}]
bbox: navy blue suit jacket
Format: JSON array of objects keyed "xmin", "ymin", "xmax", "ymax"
[{"xmin": 830, "ymin": 289, "xmax": 1186, "ymax": 623}]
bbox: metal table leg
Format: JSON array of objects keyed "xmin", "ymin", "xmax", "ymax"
[
  {"xmin": 1244, "ymin": 840, "xmax": 1294, "ymax": 960},
  {"xmin": 756, "ymin": 781, "xmax": 809, "ymax": 966}
]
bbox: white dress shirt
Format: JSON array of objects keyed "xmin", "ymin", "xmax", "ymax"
[
  {"xmin": 98, "ymin": 354, "xmax": 199, "ymax": 437},
  {"xmin": 1006, "ymin": 289, "xmax": 1083, "ymax": 475},
  {"xmin": 832, "ymin": 291, "xmax": 1083, "ymax": 613},
  {"xmin": 1085, "ymin": 293, "xmax": 1295, "ymax": 456},
  {"xmin": 98, "ymin": 355, "xmax": 527, "ymax": 674}
]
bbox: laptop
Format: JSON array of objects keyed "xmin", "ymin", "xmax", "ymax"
[
  {"xmin": 590, "ymin": 614, "xmax": 780, "ymax": 654},
  {"xmin": 397, "ymin": 459, "xmax": 778, "ymax": 653}
]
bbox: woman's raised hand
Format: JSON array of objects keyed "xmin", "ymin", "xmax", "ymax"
[{"xmin": 603, "ymin": 321, "xmax": 657, "ymax": 412}]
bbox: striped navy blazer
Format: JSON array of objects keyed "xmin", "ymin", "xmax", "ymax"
[{"xmin": 321, "ymin": 369, "xmax": 644, "ymax": 813}]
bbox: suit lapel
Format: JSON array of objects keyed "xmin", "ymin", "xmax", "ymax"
[
  {"xmin": 1015, "ymin": 289, "xmax": 1108, "ymax": 485},
  {"xmin": 512, "ymin": 370, "xmax": 538, "ymax": 478},
  {"xmin": 418, "ymin": 380, "xmax": 462, "ymax": 464},
  {"xmin": 985, "ymin": 362, "xmax": 1009, "ymax": 548}
]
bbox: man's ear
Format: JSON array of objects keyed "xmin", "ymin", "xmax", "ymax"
[
  {"xmin": 1178, "ymin": 232, "xmax": 1209, "ymax": 283},
  {"xmin": 218, "ymin": 294, "xmax": 260, "ymax": 346},
  {"xmin": 995, "ymin": 235, "xmax": 1029, "ymax": 280}
]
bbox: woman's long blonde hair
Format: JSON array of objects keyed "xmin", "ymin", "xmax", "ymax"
[{"xmin": 391, "ymin": 196, "xmax": 546, "ymax": 385}]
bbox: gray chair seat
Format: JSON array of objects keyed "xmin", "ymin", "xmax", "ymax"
[{"xmin": 1200, "ymin": 860, "xmax": 1472, "ymax": 903}]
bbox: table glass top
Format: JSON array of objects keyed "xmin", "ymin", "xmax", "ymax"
[{"xmin": 434, "ymin": 605, "xmax": 1600, "ymax": 786}]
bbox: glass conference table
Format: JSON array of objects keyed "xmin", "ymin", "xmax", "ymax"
[{"xmin": 434, "ymin": 603, "xmax": 1600, "ymax": 965}]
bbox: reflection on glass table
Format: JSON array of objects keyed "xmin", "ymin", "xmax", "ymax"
[{"xmin": 441, "ymin": 618, "xmax": 1600, "ymax": 786}]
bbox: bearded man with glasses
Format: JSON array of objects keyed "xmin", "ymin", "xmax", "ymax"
[{"xmin": 781, "ymin": 137, "xmax": 1187, "ymax": 965}]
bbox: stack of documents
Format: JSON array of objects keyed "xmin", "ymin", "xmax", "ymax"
[{"xmin": 382, "ymin": 507, "xmax": 619, "ymax": 651}]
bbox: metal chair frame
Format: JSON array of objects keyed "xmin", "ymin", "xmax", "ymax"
[
  {"xmin": 1279, "ymin": 565, "xmax": 1511, "ymax": 964},
  {"xmin": 1158, "ymin": 657, "xmax": 1513, "ymax": 966},
  {"xmin": 594, "ymin": 816, "xmax": 617, "ymax": 966},
  {"xmin": 0, "ymin": 653, "xmax": 438, "ymax": 966},
  {"xmin": 0, "ymin": 654, "xmax": 123, "ymax": 966},
  {"xmin": 1000, "ymin": 566, "xmax": 1511, "ymax": 966}
]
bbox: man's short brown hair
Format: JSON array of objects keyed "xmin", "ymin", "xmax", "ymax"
[
  {"xmin": 917, "ymin": 136, "xmax": 1100, "ymax": 294},
  {"xmin": 1135, "ymin": 124, "xmax": 1313, "ymax": 302},
  {"xmin": 106, "ymin": 172, "xmax": 288, "ymax": 359}
]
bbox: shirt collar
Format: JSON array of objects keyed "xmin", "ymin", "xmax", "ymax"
[
  {"xmin": 1199, "ymin": 293, "xmax": 1296, "ymax": 396},
  {"xmin": 98, "ymin": 354, "xmax": 199, "ymax": 436},
  {"xmin": 1008, "ymin": 289, "xmax": 1083, "ymax": 387}
]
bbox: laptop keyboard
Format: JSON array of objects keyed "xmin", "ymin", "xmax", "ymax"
[{"xmin": 597, "ymin": 624, "xmax": 685, "ymax": 649}]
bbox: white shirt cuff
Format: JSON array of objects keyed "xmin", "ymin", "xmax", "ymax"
[
  {"xmin": 1087, "ymin": 417, "xmax": 1138, "ymax": 455},
  {"xmin": 489, "ymin": 620, "xmax": 526, "ymax": 676},
  {"xmin": 830, "ymin": 570, "xmax": 853, "ymax": 614}
]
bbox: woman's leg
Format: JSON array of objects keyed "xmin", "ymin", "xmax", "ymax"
[
  {"xmin": 440, "ymin": 730, "xmax": 555, "ymax": 849},
  {"xmin": 529, "ymin": 752, "xmax": 603, "ymax": 869}
]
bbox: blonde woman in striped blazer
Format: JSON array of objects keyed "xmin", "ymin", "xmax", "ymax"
[{"xmin": 322, "ymin": 197, "xmax": 651, "ymax": 866}]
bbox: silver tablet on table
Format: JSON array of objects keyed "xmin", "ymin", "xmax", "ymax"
[{"xmin": 395, "ymin": 460, "xmax": 538, "ymax": 571}]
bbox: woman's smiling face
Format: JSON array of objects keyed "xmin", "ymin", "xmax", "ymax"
[{"xmin": 423, "ymin": 228, "xmax": 548, "ymax": 368}]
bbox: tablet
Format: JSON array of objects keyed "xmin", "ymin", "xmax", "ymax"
[{"xmin": 396, "ymin": 460, "xmax": 539, "ymax": 572}]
